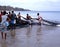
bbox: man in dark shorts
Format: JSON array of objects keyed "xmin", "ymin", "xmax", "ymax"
[{"xmin": 9, "ymin": 11, "xmax": 16, "ymax": 29}]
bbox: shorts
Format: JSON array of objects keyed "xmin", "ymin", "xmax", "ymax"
[
  {"xmin": 0, "ymin": 23, "xmax": 8, "ymax": 33},
  {"xmin": 10, "ymin": 20, "xmax": 16, "ymax": 24}
]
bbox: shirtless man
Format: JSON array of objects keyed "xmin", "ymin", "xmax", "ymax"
[
  {"xmin": 37, "ymin": 13, "xmax": 42, "ymax": 25},
  {"xmin": 26, "ymin": 14, "xmax": 32, "ymax": 25}
]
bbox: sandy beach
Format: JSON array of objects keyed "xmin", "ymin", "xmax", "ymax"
[{"xmin": 0, "ymin": 25, "xmax": 60, "ymax": 47}]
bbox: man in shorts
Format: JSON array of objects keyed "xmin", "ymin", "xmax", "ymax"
[
  {"xmin": 0, "ymin": 11, "xmax": 9, "ymax": 40},
  {"xmin": 37, "ymin": 13, "xmax": 42, "ymax": 25}
]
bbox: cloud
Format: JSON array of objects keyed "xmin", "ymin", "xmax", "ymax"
[
  {"xmin": 0, "ymin": 0, "xmax": 60, "ymax": 11},
  {"xmin": 48, "ymin": 0, "xmax": 60, "ymax": 2}
]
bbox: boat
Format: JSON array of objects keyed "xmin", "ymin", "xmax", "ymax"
[
  {"xmin": 7, "ymin": 18, "xmax": 60, "ymax": 30},
  {"xmin": 15, "ymin": 17, "xmax": 60, "ymax": 26}
]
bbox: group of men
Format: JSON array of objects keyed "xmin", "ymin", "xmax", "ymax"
[
  {"xmin": 0, "ymin": 11, "xmax": 16, "ymax": 40},
  {"xmin": 0, "ymin": 10, "xmax": 42, "ymax": 40}
]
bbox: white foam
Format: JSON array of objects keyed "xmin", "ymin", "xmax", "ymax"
[{"xmin": 56, "ymin": 25, "xmax": 60, "ymax": 26}]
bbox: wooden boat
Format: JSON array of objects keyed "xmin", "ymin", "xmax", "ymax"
[
  {"xmin": 7, "ymin": 18, "xmax": 60, "ymax": 30},
  {"xmin": 15, "ymin": 17, "xmax": 60, "ymax": 25},
  {"xmin": 31, "ymin": 18, "xmax": 60, "ymax": 26}
]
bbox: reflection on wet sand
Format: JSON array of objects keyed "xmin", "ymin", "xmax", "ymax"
[
  {"xmin": 26, "ymin": 25, "xmax": 32, "ymax": 38},
  {"xmin": 0, "ymin": 25, "xmax": 60, "ymax": 47},
  {"xmin": 1, "ymin": 40, "xmax": 8, "ymax": 47},
  {"xmin": 26, "ymin": 25, "xmax": 33, "ymax": 47},
  {"xmin": 36, "ymin": 26, "xmax": 43, "ymax": 47},
  {"xmin": 10, "ymin": 29, "xmax": 16, "ymax": 38},
  {"xmin": 26, "ymin": 25, "xmax": 42, "ymax": 47}
]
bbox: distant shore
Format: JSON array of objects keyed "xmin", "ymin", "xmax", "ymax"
[{"xmin": 0, "ymin": 5, "xmax": 30, "ymax": 11}]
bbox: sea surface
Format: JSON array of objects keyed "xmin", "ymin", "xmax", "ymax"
[{"xmin": 15, "ymin": 11, "xmax": 60, "ymax": 22}]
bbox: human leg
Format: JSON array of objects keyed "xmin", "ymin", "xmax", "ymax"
[
  {"xmin": 1, "ymin": 32, "xmax": 3, "ymax": 39},
  {"xmin": 4, "ymin": 33, "xmax": 7, "ymax": 40}
]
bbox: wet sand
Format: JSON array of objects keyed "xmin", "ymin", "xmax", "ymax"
[{"xmin": 0, "ymin": 25, "xmax": 60, "ymax": 47}]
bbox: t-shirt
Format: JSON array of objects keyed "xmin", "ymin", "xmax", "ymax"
[
  {"xmin": 1, "ymin": 15, "xmax": 8, "ymax": 26},
  {"xmin": 11, "ymin": 13, "xmax": 16, "ymax": 20},
  {"xmin": 10, "ymin": 13, "xmax": 16, "ymax": 24}
]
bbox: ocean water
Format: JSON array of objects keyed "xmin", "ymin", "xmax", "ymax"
[{"xmin": 15, "ymin": 11, "xmax": 60, "ymax": 22}]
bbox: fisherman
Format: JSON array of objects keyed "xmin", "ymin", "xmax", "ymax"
[
  {"xmin": 37, "ymin": 13, "xmax": 42, "ymax": 25},
  {"xmin": 16, "ymin": 12, "xmax": 29, "ymax": 25},
  {"xmin": 10, "ymin": 11, "xmax": 16, "ymax": 29},
  {"xmin": 0, "ymin": 11, "xmax": 3, "ymax": 22},
  {"xmin": 17, "ymin": 12, "xmax": 21, "ymax": 19},
  {"xmin": 16, "ymin": 12, "xmax": 21, "ymax": 25},
  {"xmin": 7, "ymin": 12, "xmax": 12, "ymax": 29},
  {"xmin": 26, "ymin": 14, "xmax": 32, "ymax": 25},
  {"xmin": 0, "ymin": 11, "xmax": 9, "ymax": 40}
]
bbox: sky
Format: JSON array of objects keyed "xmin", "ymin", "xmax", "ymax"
[{"xmin": 0, "ymin": 0, "xmax": 60, "ymax": 11}]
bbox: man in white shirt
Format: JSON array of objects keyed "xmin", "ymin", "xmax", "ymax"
[{"xmin": 0, "ymin": 11, "xmax": 9, "ymax": 40}]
